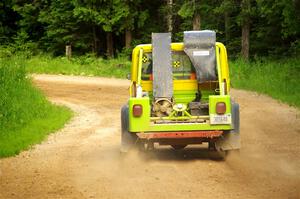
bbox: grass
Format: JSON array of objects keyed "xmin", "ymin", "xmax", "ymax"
[
  {"xmin": 2, "ymin": 43, "xmax": 299, "ymax": 104},
  {"xmin": 0, "ymin": 106, "xmax": 71, "ymax": 157},
  {"xmin": 230, "ymin": 57, "xmax": 300, "ymax": 108},
  {"xmin": 25, "ymin": 54, "xmax": 130, "ymax": 79},
  {"xmin": 1, "ymin": 50, "xmax": 298, "ymax": 157},
  {"xmin": 0, "ymin": 58, "xmax": 72, "ymax": 157},
  {"xmin": 23, "ymin": 53, "xmax": 299, "ymax": 108}
]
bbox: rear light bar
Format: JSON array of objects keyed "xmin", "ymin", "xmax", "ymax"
[
  {"xmin": 137, "ymin": 131, "xmax": 223, "ymax": 139},
  {"xmin": 133, "ymin": 104, "xmax": 143, "ymax": 117},
  {"xmin": 216, "ymin": 102, "xmax": 226, "ymax": 115}
]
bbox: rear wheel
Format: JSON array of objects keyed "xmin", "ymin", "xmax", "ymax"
[
  {"xmin": 171, "ymin": 145, "xmax": 187, "ymax": 150},
  {"xmin": 121, "ymin": 105, "xmax": 137, "ymax": 153},
  {"xmin": 208, "ymin": 141, "xmax": 227, "ymax": 160}
]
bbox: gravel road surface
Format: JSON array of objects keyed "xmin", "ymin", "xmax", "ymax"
[{"xmin": 0, "ymin": 74, "xmax": 299, "ymax": 199}]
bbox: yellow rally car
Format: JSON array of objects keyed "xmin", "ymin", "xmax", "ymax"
[{"xmin": 121, "ymin": 31, "xmax": 240, "ymax": 158}]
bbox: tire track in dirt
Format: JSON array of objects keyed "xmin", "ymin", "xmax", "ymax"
[{"xmin": 0, "ymin": 74, "xmax": 299, "ymax": 199}]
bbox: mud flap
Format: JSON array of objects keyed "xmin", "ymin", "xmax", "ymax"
[
  {"xmin": 215, "ymin": 131, "xmax": 240, "ymax": 151},
  {"xmin": 215, "ymin": 102, "xmax": 240, "ymax": 151},
  {"xmin": 120, "ymin": 105, "xmax": 137, "ymax": 153}
]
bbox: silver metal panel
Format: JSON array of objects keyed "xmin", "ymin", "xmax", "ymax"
[
  {"xmin": 184, "ymin": 30, "xmax": 217, "ymax": 83},
  {"xmin": 152, "ymin": 33, "xmax": 173, "ymax": 98}
]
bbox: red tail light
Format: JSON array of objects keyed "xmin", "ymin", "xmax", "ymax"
[
  {"xmin": 190, "ymin": 72, "xmax": 196, "ymax": 80},
  {"xmin": 150, "ymin": 74, "xmax": 153, "ymax": 81},
  {"xmin": 133, "ymin": 104, "xmax": 143, "ymax": 117},
  {"xmin": 216, "ymin": 102, "xmax": 226, "ymax": 115}
]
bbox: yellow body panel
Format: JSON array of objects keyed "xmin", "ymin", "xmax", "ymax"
[
  {"xmin": 130, "ymin": 42, "xmax": 230, "ymax": 95},
  {"xmin": 142, "ymin": 79, "xmax": 198, "ymax": 92}
]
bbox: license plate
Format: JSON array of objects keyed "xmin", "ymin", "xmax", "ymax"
[{"xmin": 210, "ymin": 114, "xmax": 232, "ymax": 124}]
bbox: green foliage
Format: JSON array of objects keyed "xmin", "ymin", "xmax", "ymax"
[
  {"xmin": 214, "ymin": 0, "xmax": 236, "ymax": 14},
  {"xmin": 0, "ymin": 0, "xmax": 18, "ymax": 44},
  {"xmin": 0, "ymin": 40, "xmax": 40, "ymax": 60},
  {"xmin": 290, "ymin": 39, "xmax": 300, "ymax": 56},
  {"xmin": 256, "ymin": 0, "xmax": 299, "ymax": 39},
  {"xmin": 230, "ymin": 57, "xmax": 300, "ymax": 108},
  {"xmin": 0, "ymin": 46, "xmax": 14, "ymax": 58},
  {"xmin": 25, "ymin": 54, "xmax": 130, "ymax": 78},
  {"xmin": 178, "ymin": 1, "xmax": 194, "ymax": 18},
  {"xmin": 250, "ymin": 0, "xmax": 300, "ymax": 56},
  {"xmin": 0, "ymin": 58, "xmax": 72, "ymax": 157},
  {"xmin": 12, "ymin": 1, "xmax": 45, "ymax": 41},
  {"xmin": 73, "ymin": 0, "xmax": 132, "ymax": 32},
  {"xmin": 0, "ymin": 0, "xmax": 299, "ymax": 57},
  {"xmin": 12, "ymin": 31, "xmax": 39, "ymax": 56}
]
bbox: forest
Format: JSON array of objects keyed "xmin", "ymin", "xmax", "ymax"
[
  {"xmin": 0, "ymin": 0, "xmax": 299, "ymax": 177},
  {"xmin": 1, "ymin": 0, "xmax": 299, "ymax": 58}
]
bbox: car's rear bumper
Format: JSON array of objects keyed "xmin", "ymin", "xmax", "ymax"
[{"xmin": 128, "ymin": 96, "xmax": 233, "ymax": 132}]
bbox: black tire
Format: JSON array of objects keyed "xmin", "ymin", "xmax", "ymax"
[
  {"xmin": 231, "ymin": 101, "xmax": 240, "ymax": 133},
  {"xmin": 121, "ymin": 105, "xmax": 137, "ymax": 153},
  {"xmin": 208, "ymin": 141, "xmax": 227, "ymax": 160},
  {"xmin": 171, "ymin": 145, "xmax": 187, "ymax": 150}
]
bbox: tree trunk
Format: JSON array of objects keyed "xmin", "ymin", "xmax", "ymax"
[
  {"xmin": 125, "ymin": 29, "xmax": 132, "ymax": 49},
  {"xmin": 192, "ymin": 0, "xmax": 201, "ymax": 30},
  {"xmin": 225, "ymin": 12, "xmax": 230, "ymax": 43},
  {"xmin": 106, "ymin": 32, "xmax": 114, "ymax": 58},
  {"xmin": 92, "ymin": 26, "xmax": 98, "ymax": 55},
  {"xmin": 166, "ymin": 0, "xmax": 173, "ymax": 32},
  {"xmin": 241, "ymin": 22, "xmax": 250, "ymax": 59},
  {"xmin": 241, "ymin": 0, "xmax": 250, "ymax": 60},
  {"xmin": 193, "ymin": 13, "xmax": 201, "ymax": 30},
  {"xmin": 66, "ymin": 45, "xmax": 72, "ymax": 60}
]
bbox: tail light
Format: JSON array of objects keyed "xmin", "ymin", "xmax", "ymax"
[
  {"xmin": 216, "ymin": 102, "xmax": 226, "ymax": 115},
  {"xmin": 190, "ymin": 72, "xmax": 196, "ymax": 80},
  {"xmin": 133, "ymin": 104, "xmax": 143, "ymax": 117},
  {"xmin": 150, "ymin": 74, "xmax": 153, "ymax": 81}
]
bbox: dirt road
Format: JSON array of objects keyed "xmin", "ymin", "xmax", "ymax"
[{"xmin": 0, "ymin": 74, "xmax": 299, "ymax": 199}]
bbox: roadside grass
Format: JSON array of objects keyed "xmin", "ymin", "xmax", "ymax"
[
  {"xmin": 24, "ymin": 53, "xmax": 299, "ymax": 108},
  {"xmin": 3, "ymin": 50, "xmax": 299, "ymax": 110},
  {"xmin": 0, "ymin": 106, "xmax": 71, "ymax": 157},
  {"xmin": 0, "ymin": 58, "xmax": 72, "ymax": 157},
  {"xmin": 25, "ymin": 54, "xmax": 130, "ymax": 79},
  {"xmin": 230, "ymin": 58, "xmax": 300, "ymax": 108}
]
